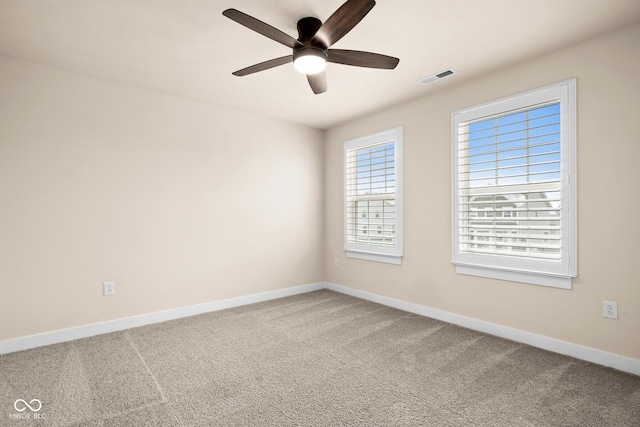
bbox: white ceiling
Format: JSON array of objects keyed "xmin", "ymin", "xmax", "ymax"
[{"xmin": 1, "ymin": 0, "xmax": 640, "ymax": 129}]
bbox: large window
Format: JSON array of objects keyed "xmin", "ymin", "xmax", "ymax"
[
  {"xmin": 452, "ymin": 79, "xmax": 576, "ymax": 288},
  {"xmin": 344, "ymin": 126, "xmax": 403, "ymax": 264}
]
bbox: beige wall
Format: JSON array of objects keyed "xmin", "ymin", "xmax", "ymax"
[
  {"xmin": 0, "ymin": 55, "xmax": 325, "ymax": 341},
  {"xmin": 325, "ymin": 23, "xmax": 640, "ymax": 360}
]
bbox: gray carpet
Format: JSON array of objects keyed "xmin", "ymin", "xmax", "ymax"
[{"xmin": 1, "ymin": 290, "xmax": 639, "ymax": 426}]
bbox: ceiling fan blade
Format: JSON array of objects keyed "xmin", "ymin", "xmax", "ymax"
[
  {"xmin": 232, "ymin": 56, "xmax": 293, "ymax": 76},
  {"xmin": 328, "ymin": 49, "xmax": 399, "ymax": 69},
  {"xmin": 223, "ymin": 9, "xmax": 303, "ymax": 49},
  {"xmin": 312, "ymin": 0, "xmax": 376, "ymax": 48},
  {"xmin": 307, "ymin": 71, "xmax": 327, "ymax": 94}
]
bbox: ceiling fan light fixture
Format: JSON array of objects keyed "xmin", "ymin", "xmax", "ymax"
[{"xmin": 293, "ymin": 47, "xmax": 327, "ymax": 74}]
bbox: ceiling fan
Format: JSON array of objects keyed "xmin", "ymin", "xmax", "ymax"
[{"xmin": 222, "ymin": 0, "xmax": 399, "ymax": 95}]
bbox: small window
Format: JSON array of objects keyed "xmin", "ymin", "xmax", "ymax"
[
  {"xmin": 452, "ymin": 79, "xmax": 576, "ymax": 288},
  {"xmin": 345, "ymin": 126, "xmax": 403, "ymax": 265}
]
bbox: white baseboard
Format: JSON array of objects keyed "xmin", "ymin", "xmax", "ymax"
[
  {"xmin": 3, "ymin": 280, "xmax": 638, "ymax": 377},
  {"xmin": 325, "ymin": 282, "xmax": 640, "ymax": 376},
  {"xmin": 0, "ymin": 282, "xmax": 324, "ymax": 355}
]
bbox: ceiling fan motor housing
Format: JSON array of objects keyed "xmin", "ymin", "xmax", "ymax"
[{"xmin": 297, "ymin": 17, "xmax": 323, "ymax": 44}]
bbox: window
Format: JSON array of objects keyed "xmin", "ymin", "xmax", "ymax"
[
  {"xmin": 452, "ymin": 79, "xmax": 576, "ymax": 288},
  {"xmin": 345, "ymin": 126, "xmax": 403, "ymax": 264}
]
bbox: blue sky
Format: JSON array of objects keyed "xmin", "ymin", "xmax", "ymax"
[
  {"xmin": 352, "ymin": 142, "xmax": 395, "ymax": 195},
  {"xmin": 464, "ymin": 102, "xmax": 561, "ymax": 188}
]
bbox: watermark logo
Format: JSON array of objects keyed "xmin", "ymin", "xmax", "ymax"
[
  {"xmin": 14, "ymin": 399, "xmax": 42, "ymax": 412},
  {"xmin": 9, "ymin": 399, "xmax": 45, "ymax": 420}
]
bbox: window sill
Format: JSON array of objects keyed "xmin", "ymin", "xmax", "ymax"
[
  {"xmin": 455, "ymin": 263, "xmax": 572, "ymax": 289},
  {"xmin": 346, "ymin": 250, "xmax": 402, "ymax": 265}
]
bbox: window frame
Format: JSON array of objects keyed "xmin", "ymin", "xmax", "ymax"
[
  {"xmin": 344, "ymin": 126, "xmax": 403, "ymax": 265},
  {"xmin": 451, "ymin": 79, "xmax": 577, "ymax": 289}
]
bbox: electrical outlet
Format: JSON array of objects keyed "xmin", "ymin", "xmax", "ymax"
[
  {"xmin": 602, "ymin": 300, "xmax": 618, "ymax": 319},
  {"xmin": 334, "ymin": 257, "xmax": 339, "ymax": 268},
  {"xmin": 103, "ymin": 281, "xmax": 115, "ymax": 296}
]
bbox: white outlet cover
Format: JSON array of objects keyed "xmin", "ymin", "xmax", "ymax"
[
  {"xmin": 602, "ymin": 300, "xmax": 618, "ymax": 319},
  {"xmin": 103, "ymin": 281, "xmax": 115, "ymax": 296}
]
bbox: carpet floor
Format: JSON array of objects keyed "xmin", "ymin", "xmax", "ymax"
[{"xmin": 1, "ymin": 290, "xmax": 639, "ymax": 426}]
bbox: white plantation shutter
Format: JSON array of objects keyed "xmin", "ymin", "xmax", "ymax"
[
  {"xmin": 344, "ymin": 127, "xmax": 403, "ymax": 264},
  {"xmin": 452, "ymin": 80, "xmax": 576, "ymax": 288},
  {"xmin": 346, "ymin": 143, "xmax": 395, "ymax": 246},
  {"xmin": 458, "ymin": 102, "xmax": 562, "ymax": 260}
]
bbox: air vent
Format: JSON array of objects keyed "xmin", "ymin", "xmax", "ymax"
[{"xmin": 418, "ymin": 68, "xmax": 456, "ymax": 85}]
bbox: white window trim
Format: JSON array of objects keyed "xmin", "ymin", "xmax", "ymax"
[
  {"xmin": 344, "ymin": 126, "xmax": 403, "ymax": 265},
  {"xmin": 451, "ymin": 79, "xmax": 577, "ymax": 289}
]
